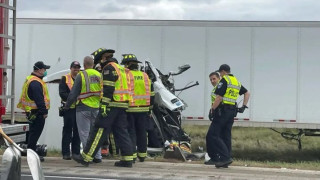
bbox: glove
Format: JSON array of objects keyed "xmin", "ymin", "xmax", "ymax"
[
  {"xmin": 208, "ymin": 109, "xmax": 215, "ymax": 121},
  {"xmin": 26, "ymin": 112, "xmax": 37, "ymax": 124},
  {"xmin": 238, "ymin": 105, "xmax": 248, "ymax": 113},
  {"xmin": 99, "ymin": 104, "xmax": 110, "ymax": 118}
]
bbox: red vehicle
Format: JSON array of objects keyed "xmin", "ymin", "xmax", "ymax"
[{"xmin": 0, "ymin": 0, "xmax": 28, "ymax": 144}]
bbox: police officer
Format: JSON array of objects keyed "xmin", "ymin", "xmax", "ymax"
[
  {"xmin": 208, "ymin": 71, "xmax": 220, "ymax": 121},
  {"xmin": 17, "ymin": 61, "xmax": 51, "ymax": 162},
  {"xmin": 121, "ymin": 54, "xmax": 154, "ymax": 162},
  {"xmin": 74, "ymin": 48, "xmax": 133, "ymax": 168},
  {"xmin": 209, "ymin": 72, "xmax": 220, "ymax": 106},
  {"xmin": 206, "ymin": 64, "xmax": 250, "ymax": 168},
  {"xmin": 64, "ymin": 56, "xmax": 103, "ymax": 163},
  {"xmin": 59, "ymin": 61, "xmax": 81, "ymax": 160}
]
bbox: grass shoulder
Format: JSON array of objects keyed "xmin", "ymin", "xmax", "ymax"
[{"xmin": 183, "ymin": 125, "xmax": 320, "ymax": 170}]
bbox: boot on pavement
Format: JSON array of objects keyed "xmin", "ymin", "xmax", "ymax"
[
  {"xmin": 73, "ymin": 154, "xmax": 89, "ymax": 167},
  {"xmin": 114, "ymin": 160, "xmax": 133, "ymax": 168},
  {"xmin": 138, "ymin": 157, "xmax": 145, "ymax": 162},
  {"xmin": 204, "ymin": 159, "xmax": 219, "ymax": 165},
  {"xmin": 92, "ymin": 158, "xmax": 102, "ymax": 163},
  {"xmin": 215, "ymin": 158, "xmax": 233, "ymax": 168}
]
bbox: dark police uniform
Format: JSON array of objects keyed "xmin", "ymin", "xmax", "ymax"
[
  {"xmin": 59, "ymin": 75, "xmax": 80, "ymax": 158},
  {"xmin": 17, "ymin": 61, "xmax": 51, "ymax": 162},
  {"xmin": 206, "ymin": 74, "xmax": 247, "ymax": 164},
  {"xmin": 26, "ymin": 73, "xmax": 48, "ymax": 152}
]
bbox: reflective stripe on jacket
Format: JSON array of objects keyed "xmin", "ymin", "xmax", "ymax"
[
  {"xmin": 77, "ymin": 69, "xmax": 102, "ymax": 108},
  {"xmin": 64, "ymin": 73, "xmax": 76, "ymax": 108},
  {"xmin": 222, "ymin": 75, "xmax": 241, "ymax": 105},
  {"xmin": 211, "ymin": 86, "xmax": 217, "ymax": 105},
  {"xmin": 127, "ymin": 70, "xmax": 151, "ymax": 112},
  {"xmin": 107, "ymin": 62, "xmax": 129, "ymax": 108},
  {"xmin": 17, "ymin": 75, "xmax": 50, "ymax": 112}
]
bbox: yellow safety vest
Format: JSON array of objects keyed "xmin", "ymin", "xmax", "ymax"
[
  {"xmin": 127, "ymin": 70, "xmax": 151, "ymax": 112},
  {"xmin": 222, "ymin": 75, "xmax": 241, "ymax": 105},
  {"xmin": 106, "ymin": 62, "xmax": 130, "ymax": 108},
  {"xmin": 211, "ymin": 86, "xmax": 217, "ymax": 105},
  {"xmin": 77, "ymin": 69, "xmax": 102, "ymax": 108},
  {"xmin": 63, "ymin": 73, "xmax": 76, "ymax": 109},
  {"xmin": 17, "ymin": 75, "xmax": 50, "ymax": 112}
]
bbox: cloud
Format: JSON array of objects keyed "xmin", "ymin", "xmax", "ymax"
[
  {"xmin": 107, "ymin": 0, "xmax": 185, "ymax": 19},
  {"xmin": 17, "ymin": 0, "xmax": 320, "ymax": 21}
]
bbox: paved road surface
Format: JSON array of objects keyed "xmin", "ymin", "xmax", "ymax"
[{"xmin": 3, "ymin": 157, "xmax": 320, "ymax": 180}]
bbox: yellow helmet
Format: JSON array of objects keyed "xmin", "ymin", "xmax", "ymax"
[{"xmin": 121, "ymin": 54, "xmax": 141, "ymax": 65}]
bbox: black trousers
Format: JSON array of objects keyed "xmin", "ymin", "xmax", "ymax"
[
  {"xmin": 27, "ymin": 115, "xmax": 45, "ymax": 152},
  {"xmin": 62, "ymin": 108, "xmax": 80, "ymax": 156},
  {"xmin": 83, "ymin": 108, "xmax": 133, "ymax": 160},
  {"xmin": 206, "ymin": 108, "xmax": 236, "ymax": 161},
  {"xmin": 127, "ymin": 112, "xmax": 148, "ymax": 156}
]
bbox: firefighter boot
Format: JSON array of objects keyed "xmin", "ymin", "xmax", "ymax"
[
  {"xmin": 114, "ymin": 160, "xmax": 133, "ymax": 168},
  {"xmin": 138, "ymin": 156, "xmax": 145, "ymax": 162},
  {"xmin": 73, "ymin": 154, "xmax": 89, "ymax": 167}
]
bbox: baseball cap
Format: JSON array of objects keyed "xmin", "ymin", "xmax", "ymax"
[
  {"xmin": 70, "ymin": 61, "xmax": 81, "ymax": 68},
  {"xmin": 216, "ymin": 64, "xmax": 230, "ymax": 72},
  {"xmin": 33, "ymin": 61, "xmax": 50, "ymax": 70}
]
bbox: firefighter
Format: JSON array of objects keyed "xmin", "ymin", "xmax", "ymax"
[
  {"xmin": 121, "ymin": 54, "xmax": 154, "ymax": 162},
  {"xmin": 206, "ymin": 64, "xmax": 250, "ymax": 168},
  {"xmin": 58, "ymin": 61, "xmax": 81, "ymax": 160},
  {"xmin": 73, "ymin": 48, "xmax": 133, "ymax": 168},
  {"xmin": 17, "ymin": 61, "xmax": 51, "ymax": 162}
]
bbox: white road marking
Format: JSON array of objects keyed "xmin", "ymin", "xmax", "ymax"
[{"xmin": 22, "ymin": 174, "xmax": 117, "ymax": 180}]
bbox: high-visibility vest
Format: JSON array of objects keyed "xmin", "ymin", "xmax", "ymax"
[
  {"xmin": 127, "ymin": 70, "xmax": 151, "ymax": 112},
  {"xmin": 17, "ymin": 75, "xmax": 50, "ymax": 112},
  {"xmin": 106, "ymin": 62, "xmax": 130, "ymax": 108},
  {"xmin": 211, "ymin": 86, "xmax": 217, "ymax": 105},
  {"xmin": 77, "ymin": 69, "xmax": 102, "ymax": 108},
  {"xmin": 222, "ymin": 75, "xmax": 241, "ymax": 105},
  {"xmin": 63, "ymin": 73, "xmax": 76, "ymax": 109}
]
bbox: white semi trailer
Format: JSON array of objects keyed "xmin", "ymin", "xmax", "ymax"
[{"xmin": 10, "ymin": 18, "xmax": 320, "ymax": 149}]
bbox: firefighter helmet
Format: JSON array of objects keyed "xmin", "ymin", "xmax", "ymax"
[
  {"xmin": 91, "ymin": 48, "xmax": 115, "ymax": 65},
  {"xmin": 121, "ymin": 54, "xmax": 141, "ymax": 65}
]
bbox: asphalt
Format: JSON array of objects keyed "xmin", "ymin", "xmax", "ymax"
[{"xmin": 9, "ymin": 157, "xmax": 320, "ymax": 180}]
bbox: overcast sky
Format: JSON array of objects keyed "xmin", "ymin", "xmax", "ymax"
[{"xmin": 16, "ymin": 0, "xmax": 320, "ymax": 21}]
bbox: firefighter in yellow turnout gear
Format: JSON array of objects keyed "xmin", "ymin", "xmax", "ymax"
[
  {"xmin": 74, "ymin": 48, "xmax": 134, "ymax": 168},
  {"xmin": 121, "ymin": 54, "xmax": 154, "ymax": 162}
]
